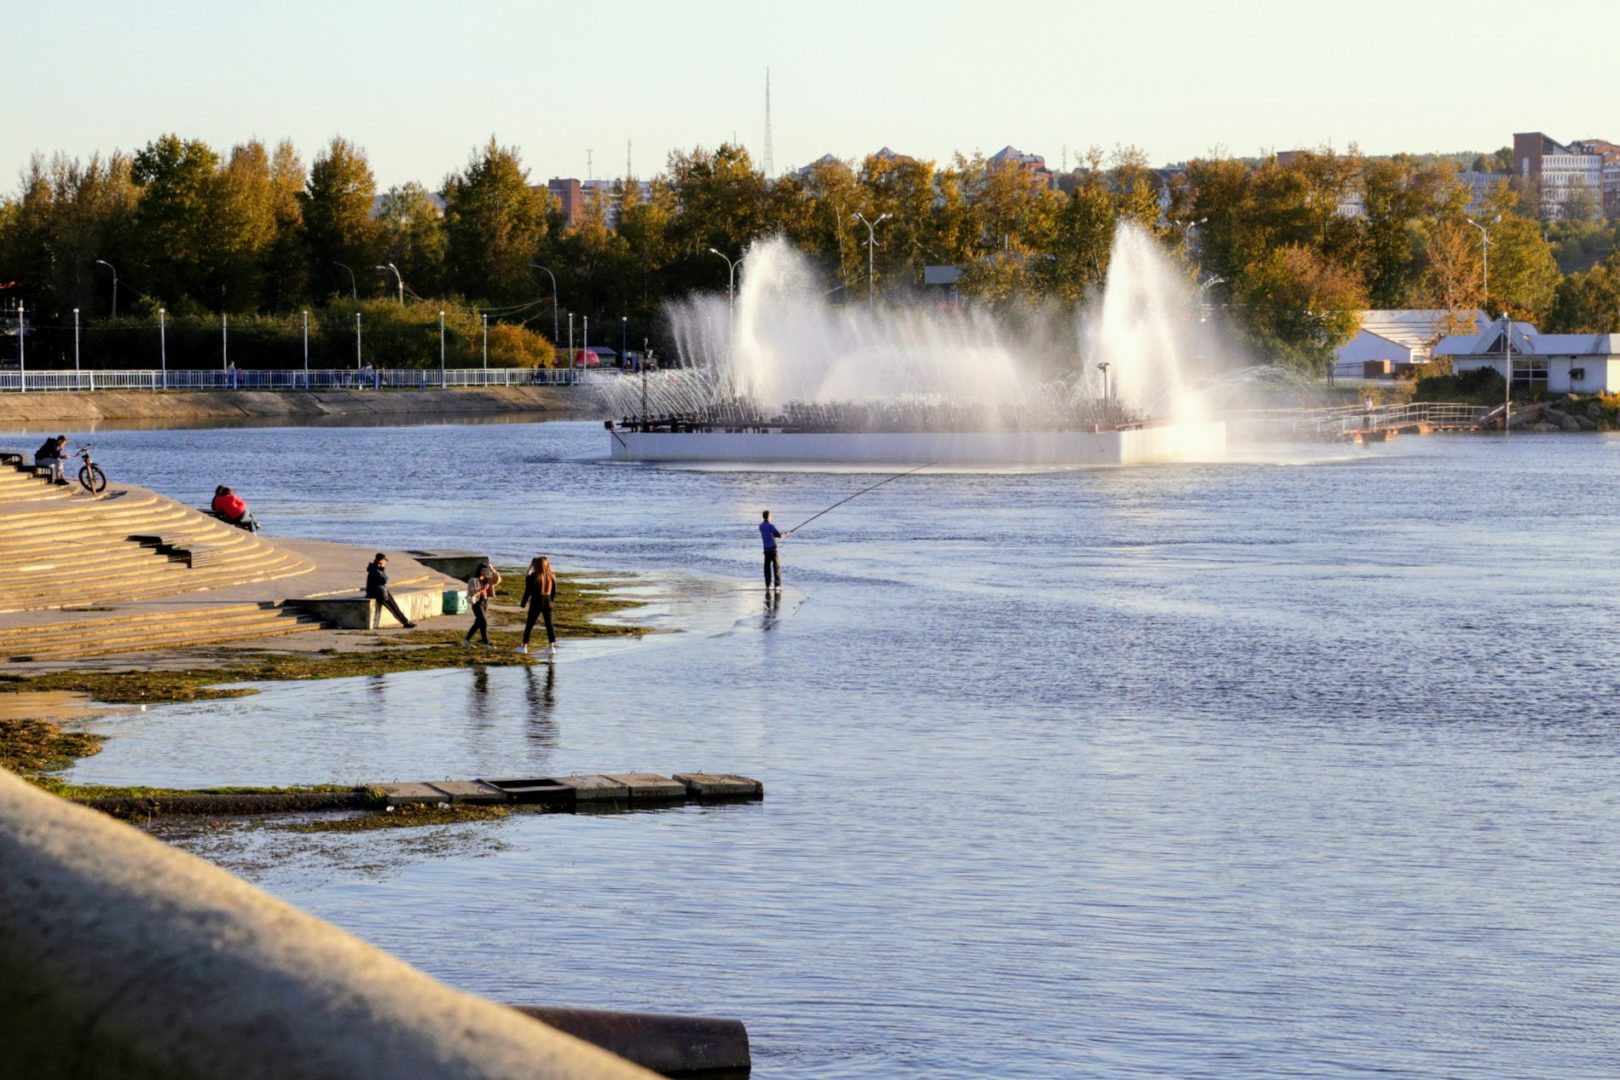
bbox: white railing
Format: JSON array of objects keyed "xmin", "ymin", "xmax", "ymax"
[
  {"xmin": 0, "ymin": 367, "xmax": 579, "ymax": 393},
  {"xmin": 1225, "ymin": 402, "xmax": 1493, "ymax": 435}
]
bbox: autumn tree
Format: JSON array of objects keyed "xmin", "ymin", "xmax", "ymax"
[
  {"xmin": 441, "ymin": 138, "xmax": 551, "ymax": 303},
  {"xmin": 376, "ymin": 182, "xmax": 447, "ymax": 297},
  {"xmin": 301, "ymin": 137, "xmax": 379, "ymax": 300},
  {"xmin": 1234, "ymin": 244, "xmax": 1366, "ymax": 373},
  {"xmin": 131, "ymin": 134, "xmax": 223, "ymax": 304}
]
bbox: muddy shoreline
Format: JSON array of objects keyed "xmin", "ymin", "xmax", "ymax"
[{"xmin": 0, "ymin": 384, "xmax": 596, "ymax": 426}]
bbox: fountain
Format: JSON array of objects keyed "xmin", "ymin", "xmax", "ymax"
[{"xmin": 600, "ymin": 224, "xmax": 1226, "ymax": 465}]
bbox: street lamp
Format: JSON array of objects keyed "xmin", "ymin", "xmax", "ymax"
[
  {"xmin": 621, "ymin": 315, "xmax": 628, "ymax": 370},
  {"xmin": 94, "ymin": 259, "xmax": 119, "ymax": 317},
  {"xmin": 851, "ymin": 212, "xmax": 891, "ymax": 309},
  {"xmin": 1096, "ymin": 361, "xmax": 1111, "ymax": 402},
  {"xmin": 1500, "ymin": 311, "xmax": 1513, "ymax": 434},
  {"xmin": 333, "ymin": 261, "xmax": 357, "ymax": 301},
  {"xmin": 439, "ymin": 311, "xmax": 447, "ymax": 386},
  {"xmin": 375, "ymin": 263, "xmax": 404, "ymax": 305},
  {"xmin": 708, "ymin": 248, "xmax": 738, "ymax": 316},
  {"xmin": 1464, "ymin": 214, "xmax": 1501, "ymax": 304},
  {"xmin": 528, "ymin": 263, "xmax": 560, "ymax": 347}
]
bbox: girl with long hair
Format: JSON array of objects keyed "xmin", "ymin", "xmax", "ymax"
[{"xmin": 518, "ymin": 555, "xmax": 558, "ymax": 660}]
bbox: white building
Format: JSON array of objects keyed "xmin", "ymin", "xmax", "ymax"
[
  {"xmin": 1435, "ymin": 317, "xmax": 1620, "ymax": 393},
  {"xmin": 1514, "ymin": 132, "xmax": 1605, "ymax": 221},
  {"xmin": 1334, "ymin": 310, "xmax": 1486, "ymax": 378}
]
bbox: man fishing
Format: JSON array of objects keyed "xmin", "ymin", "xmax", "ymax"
[{"xmin": 760, "ymin": 510, "xmax": 791, "ymax": 592}]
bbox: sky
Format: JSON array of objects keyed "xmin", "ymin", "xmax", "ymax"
[{"xmin": 8, "ymin": 0, "xmax": 1614, "ymax": 190}]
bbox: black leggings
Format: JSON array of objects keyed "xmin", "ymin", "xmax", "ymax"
[
  {"xmin": 373, "ymin": 590, "xmax": 411, "ymax": 627},
  {"xmin": 764, "ymin": 548, "xmax": 780, "ymax": 587},
  {"xmin": 465, "ymin": 599, "xmax": 489, "ymax": 644},
  {"xmin": 523, "ymin": 597, "xmax": 555, "ymax": 646}
]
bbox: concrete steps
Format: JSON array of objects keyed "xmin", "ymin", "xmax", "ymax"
[
  {"xmin": 0, "ymin": 460, "xmax": 317, "ymax": 614},
  {"xmin": 0, "ymin": 602, "xmax": 325, "ymax": 661}
]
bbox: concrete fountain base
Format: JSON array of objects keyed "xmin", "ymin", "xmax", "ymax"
[{"xmin": 609, "ymin": 420, "xmax": 1226, "ymax": 466}]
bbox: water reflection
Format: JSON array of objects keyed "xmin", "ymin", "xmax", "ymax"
[{"xmin": 523, "ymin": 664, "xmax": 559, "ymax": 748}]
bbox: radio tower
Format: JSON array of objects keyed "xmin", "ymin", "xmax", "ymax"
[{"xmin": 763, "ymin": 67, "xmax": 774, "ymax": 179}]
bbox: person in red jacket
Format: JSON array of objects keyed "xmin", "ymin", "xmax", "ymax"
[{"xmin": 211, "ymin": 485, "xmax": 260, "ymax": 532}]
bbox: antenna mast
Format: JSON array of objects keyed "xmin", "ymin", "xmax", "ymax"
[{"xmin": 763, "ymin": 67, "xmax": 774, "ymax": 179}]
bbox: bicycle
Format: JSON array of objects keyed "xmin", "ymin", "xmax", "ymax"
[{"xmin": 74, "ymin": 444, "xmax": 107, "ymax": 494}]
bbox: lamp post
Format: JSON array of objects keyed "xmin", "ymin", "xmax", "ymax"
[
  {"xmin": 15, "ymin": 302, "xmax": 23, "ymax": 393},
  {"xmin": 439, "ymin": 311, "xmax": 446, "ymax": 387},
  {"xmin": 354, "ymin": 312, "xmax": 361, "ymax": 369},
  {"xmin": 158, "ymin": 308, "xmax": 167, "ymax": 389},
  {"xmin": 1096, "ymin": 361, "xmax": 1111, "ymax": 402},
  {"xmin": 528, "ymin": 263, "xmax": 560, "ymax": 346},
  {"xmin": 375, "ymin": 263, "xmax": 404, "ymax": 305},
  {"xmin": 222, "ymin": 313, "xmax": 229, "ymax": 377},
  {"xmin": 567, "ymin": 313, "xmax": 575, "ymax": 367},
  {"xmin": 334, "ymin": 261, "xmax": 357, "ymax": 301},
  {"xmin": 851, "ymin": 212, "xmax": 891, "ymax": 309},
  {"xmin": 73, "ymin": 308, "xmax": 80, "ymax": 372},
  {"xmin": 707, "ymin": 248, "xmax": 738, "ymax": 317},
  {"xmin": 301, "ymin": 310, "xmax": 309, "ymax": 382},
  {"xmin": 1501, "ymin": 312, "xmax": 1513, "ymax": 435},
  {"xmin": 94, "ymin": 259, "xmax": 118, "ymax": 317},
  {"xmin": 1465, "ymin": 215, "xmax": 1501, "ymax": 306},
  {"xmin": 583, "ymin": 316, "xmax": 589, "ymax": 369},
  {"xmin": 621, "ymin": 315, "xmax": 628, "ymax": 370},
  {"xmin": 481, "ymin": 313, "xmax": 489, "ymax": 369}
]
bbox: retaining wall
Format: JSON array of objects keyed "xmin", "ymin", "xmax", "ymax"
[
  {"xmin": 0, "ymin": 768, "xmax": 650, "ymax": 1079},
  {"xmin": 0, "ymin": 385, "xmax": 590, "ymax": 426}
]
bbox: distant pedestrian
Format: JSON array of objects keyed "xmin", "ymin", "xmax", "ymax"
[
  {"xmin": 759, "ymin": 510, "xmax": 791, "ymax": 591},
  {"xmin": 33, "ymin": 435, "xmax": 69, "ymax": 485},
  {"xmin": 210, "ymin": 484, "xmax": 260, "ymax": 532},
  {"xmin": 364, "ymin": 552, "xmax": 417, "ymax": 629},
  {"xmin": 463, "ymin": 562, "xmax": 500, "ymax": 647},
  {"xmin": 517, "ymin": 555, "xmax": 557, "ymax": 659}
]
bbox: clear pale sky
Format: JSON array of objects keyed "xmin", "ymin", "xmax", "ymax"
[{"xmin": 8, "ymin": 0, "xmax": 1612, "ymax": 189}]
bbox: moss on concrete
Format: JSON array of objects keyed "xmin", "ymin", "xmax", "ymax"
[{"xmin": 282, "ymin": 802, "xmax": 511, "ymax": 832}]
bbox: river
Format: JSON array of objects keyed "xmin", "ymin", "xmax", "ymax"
[{"xmin": 26, "ymin": 419, "xmax": 1620, "ymax": 1078}]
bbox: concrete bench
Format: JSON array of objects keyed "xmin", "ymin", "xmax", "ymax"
[{"xmin": 287, "ymin": 584, "xmax": 455, "ymax": 629}]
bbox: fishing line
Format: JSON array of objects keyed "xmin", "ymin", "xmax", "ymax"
[{"xmin": 787, "ymin": 461, "xmax": 938, "ymax": 535}]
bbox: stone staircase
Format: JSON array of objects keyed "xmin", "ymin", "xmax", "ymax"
[{"xmin": 0, "ymin": 457, "xmax": 329, "ymax": 660}]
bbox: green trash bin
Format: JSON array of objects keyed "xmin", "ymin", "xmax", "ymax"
[{"xmin": 443, "ymin": 589, "xmax": 468, "ymax": 615}]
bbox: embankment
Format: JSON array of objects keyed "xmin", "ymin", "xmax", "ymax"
[{"xmin": 0, "ymin": 384, "xmax": 596, "ymax": 426}]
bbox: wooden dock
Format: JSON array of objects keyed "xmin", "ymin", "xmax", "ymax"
[{"xmin": 377, "ymin": 772, "xmax": 762, "ymax": 809}]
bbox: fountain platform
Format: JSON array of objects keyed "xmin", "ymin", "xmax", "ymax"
[{"xmin": 607, "ymin": 420, "xmax": 1226, "ymax": 466}]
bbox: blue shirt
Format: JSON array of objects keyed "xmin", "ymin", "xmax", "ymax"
[{"xmin": 760, "ymin": 521, "xmax": 782, "ymax": 550}]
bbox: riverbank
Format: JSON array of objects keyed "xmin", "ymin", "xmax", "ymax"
[{"xmin": 0, "ymin": 384, "xmax": 593, "ymax": 425}]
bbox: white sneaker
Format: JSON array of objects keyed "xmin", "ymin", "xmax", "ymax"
[
  {"xmin": 515, "ymin": 645, "xmax": 527, "ymax": 654},
  {"xmin": 546, "ymin": 644, "xmax": 557, "ymax": 660}
]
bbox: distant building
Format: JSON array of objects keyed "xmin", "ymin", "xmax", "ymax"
[
  {"xmin": 1569, "ymin": 139, "xmax": 1620, "ymax": 218},
  {"xmin": 1436, "ymin": 317, "xmax": 1620, "ymax": 393},
  {"xmin": 986, "ymin": 146, "xmax": 1055, "ymax": 189},
  {"xmin": 1335, "ymin": 309, "xmax": 1487, "ymax": 378},
  {"xmin": 1458, "ymin": 171, "xmax": 1511, "ymax": 217},
  {"xmin": 542, "ymin": 179, "xmax": 651, "ymax": 229},
  {"xmin": 1513, "ymin": 132, "xmax": 1605, "ymax": 221}
]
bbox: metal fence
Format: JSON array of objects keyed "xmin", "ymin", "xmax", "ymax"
[
  {"xmin": 1226, "ymin": 402, "xmax": 1494, "ymax": 436},
  {"xmin": 0, "ymin": 367, "xmax": 580, "ymax": 393}
]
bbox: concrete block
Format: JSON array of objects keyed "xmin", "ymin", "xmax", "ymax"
[
  {"xmin": 672, "ymin": 774, "xmax": 764, "ymax": 799},
  {"xmin": 480, "ymin": 778, "xmax": 574, "ymax": 805},
  {"xmin": 552, "ymin": 775, "xmax": 630, "ymax": 801},
  {"xmin": 427, "ymin": 781, "xmax": 508, "ymax": 805},
  {"xmin": 604, "ymin": 773, "xmax": 688, "ymax": 802},
  {"xmin": 407, "ymin": 550, "xmax": 489, "ymax": 580},
  {"xmin": 376, "ymin": 783, "xmax": 450, "ymax": 806}
]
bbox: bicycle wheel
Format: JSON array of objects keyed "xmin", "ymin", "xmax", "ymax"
[{"xmin": 79, "ymin": 464, "xmax": 107, "ymax": 494}]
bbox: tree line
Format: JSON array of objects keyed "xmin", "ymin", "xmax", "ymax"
[{"xmin": 1, "ymin": 133, "xmax": 1617, "ymax": 373}]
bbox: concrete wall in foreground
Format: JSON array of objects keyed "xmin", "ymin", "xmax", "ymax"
[{"xmin": 0, "ymin": 768, "xmax": 652, "ymax": 1079}]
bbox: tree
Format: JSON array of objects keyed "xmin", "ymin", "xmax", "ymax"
[
  {"xmin": 440, "ymin": 137, "xmax": 551, "ymax": 303},
  {"xmin": 1038, "ymin": 159, "xmax": 1116, "ymax": 302},
  {"xmin": 301, "ymin": 137, "xmax": 379, "ymax": 300},
  {"xmin": 262, "ymin": 140, "xmax": 308, "ymax": 310},
  {"xmin": 1547, "ymin": 252, "xmax": 1620, "ymax": 333},
  {"xmin": 1415, "ymin": 217, "xmax": 1483, "ymax": 318},
  {"xmin": 1234, "ymin": 244, "xmax": 1366, "ymax": 373},
  {"xmin": 211, "ymin": 140, "xmax": 278, "ymax": 309},
  {"xmin": 131, "ymin": 134, "xmax": 222, "ymax": 304},
  {"xmin": 665, "ymin": 143, "xmax": 770, "ymax": 296},
  {"xmin": 376, "ymin": 182, "xmax": 447, "ymax": 297},
  {"xmin": 1487, "ymin": 214, "xmax": 1558, "ymax": 321}
]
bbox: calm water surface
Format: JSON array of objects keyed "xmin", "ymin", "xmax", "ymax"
[{"xmin": 22, "ymin": 419, "xmax": 1620, "ymax": 1078}]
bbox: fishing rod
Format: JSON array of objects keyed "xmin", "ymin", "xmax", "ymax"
[{"xmin": 787, "ymin": 460, "xmax": 939, "ymax": 535}]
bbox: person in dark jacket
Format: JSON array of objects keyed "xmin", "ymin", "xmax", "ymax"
[
  {"xmin": 463, "ymin": 563, "xmax": 499, "ymax": 647},
  {"xmin": 210, "ymin": 485, "xmax": 260, "ymax": 532},
  {"xmin": 34, "ymin": 435, "xmax": 68, "ymax": 484},
  {"xmin": 364, "ymin": 553, "xmax": 416, "ymax": 628},
  {"xmin": 517, "ymin": 555, "xmax": 557, "ymax": 659}
]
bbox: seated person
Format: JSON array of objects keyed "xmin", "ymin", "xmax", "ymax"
[
  {"xmin": 34, "ymin": 435, "xmax": 69, "ymax": 484},
  {"xmin": 210, "ymin": 485, "xmax": 260, "ymax": 532}
]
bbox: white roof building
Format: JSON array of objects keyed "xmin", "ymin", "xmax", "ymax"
[
  {"xmin": 1435, "ymin": 317, "xmax": 1620, "ymax": 393},
  {"xmin": 1334, "ymin": 310, "xmax": 1486, "ymax": 376}
]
